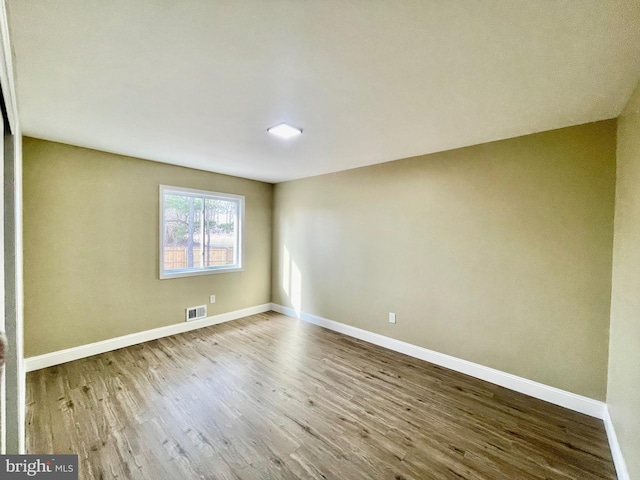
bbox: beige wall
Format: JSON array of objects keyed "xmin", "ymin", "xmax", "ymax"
[
  {"xmin": 23, "ymin": 138, "xmax": 273, "ymax": 357},
  {"xmin": 608, "ymin": 81, "xmax": 640, "ymax": 478},
  {"xmin": 273, "ymin": 121, "xmax": 616, "ymax": 400}
]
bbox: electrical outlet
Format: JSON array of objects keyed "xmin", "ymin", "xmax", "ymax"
[
  {"xmin": 389, "ymin": 312, "xmax": 396, "ymax": 324},
  {"xmin": 210, "ymin": 295, "xmax": 216, "ymax": 304}
]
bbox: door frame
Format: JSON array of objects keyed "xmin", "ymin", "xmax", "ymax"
[{"xmin": 0, "ymin": 0, "xmax": 24, "ymax": 455}]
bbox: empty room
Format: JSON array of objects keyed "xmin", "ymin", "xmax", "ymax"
[{"xmin": 0, "ymin": 1, "xmax": 638, "ymax": 479}]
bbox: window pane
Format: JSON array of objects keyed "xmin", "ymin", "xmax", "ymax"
[
  {"xmin": 163, "ymin": 193, "xmax": 202, "ymax": 271},
  {"xmin": 204, "ymin": 198, "xmax": 238, "ymax": 267},
  {"xmin": 160, "ymin": 186, "xmax": 243, "ymax": 279}
]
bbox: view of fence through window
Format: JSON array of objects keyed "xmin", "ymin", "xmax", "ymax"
[{"xmin": 162, "ymin": 189, "xmax": 241, "ymax": 274}]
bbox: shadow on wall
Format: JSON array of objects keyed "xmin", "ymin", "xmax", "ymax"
[{"xmin": 282, "ymin": 246, "xmax": 302, "ymax": 317}]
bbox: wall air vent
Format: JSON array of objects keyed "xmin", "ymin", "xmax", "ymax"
[{"xmin": 186, "ymin": 305, "xmax": 207, "ymax": 322}]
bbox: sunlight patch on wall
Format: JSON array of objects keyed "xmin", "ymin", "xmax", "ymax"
[
  {"xmin": 282, "ymin": 245, "xmax": 303, "ymax": 317},
  {"xmin": 291, "ymin": 259, "xmax": 302, "ymax": 317},
  {"xmin": 283, "ymin": 246, "xmax": 291, "ymax": 297}
]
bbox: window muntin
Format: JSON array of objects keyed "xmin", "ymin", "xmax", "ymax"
[{"xmin": 160, "ymin": 185, "xmax": 244, "ymax": 278}]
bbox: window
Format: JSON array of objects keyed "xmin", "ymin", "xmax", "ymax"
[{"xmin": 160, "ymin": 185, "xmax": 244, "ymax": 279}]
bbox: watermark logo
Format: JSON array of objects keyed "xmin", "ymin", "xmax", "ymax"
[{"xmin": 1, "ymin": 455, "xmax": 78, "ymax": 479}]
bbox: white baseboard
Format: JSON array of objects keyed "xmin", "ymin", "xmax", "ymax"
[
  {"xmin": 604, "ymin": 406, "xmax": 630, "ymax": 480},
  {"xmin": 25, "ymin": 302, "xmax": 624, "ymax": 476},
  {"xmin": 25, "ymin": 303, "xmax": 272, "ymax": 372},
  {"xmin": 270, "ymin": 303, "xmax": 606, "ymax": 419}
]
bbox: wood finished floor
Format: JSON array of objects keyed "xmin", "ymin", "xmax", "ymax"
[{"xmin": 27, "ymin": 311, "xmax": 616, "ymax": 480}]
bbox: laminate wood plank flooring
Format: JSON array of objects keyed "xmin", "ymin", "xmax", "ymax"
[{"xmin": 26, "ymin": 311, "xmax": 616, "ymax": 479}]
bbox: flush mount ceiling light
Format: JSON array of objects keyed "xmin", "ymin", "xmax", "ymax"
[{"xmin": 267, "ymin": 123, "xmax": 303, "ymax": 139}]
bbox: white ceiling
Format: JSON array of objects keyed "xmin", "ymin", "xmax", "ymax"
[{"xmin": 7, "ymin": 1, "xmax": 640, "ymax": 183}]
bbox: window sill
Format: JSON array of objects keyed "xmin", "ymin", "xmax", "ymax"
[{"xmin": 160, "ymin": 266, "xmax": 244, "ymax": 280}]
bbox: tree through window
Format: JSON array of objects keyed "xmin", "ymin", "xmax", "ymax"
[{"xmin": 160, "ymin": 186, "xmax": 244, "ymax": 278}]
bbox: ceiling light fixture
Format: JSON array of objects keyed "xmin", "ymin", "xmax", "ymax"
[{"xmin": 267, "ymin": 123, "xmax": 303, "ymax": 139}]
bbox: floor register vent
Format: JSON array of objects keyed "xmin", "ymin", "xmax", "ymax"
[{"xmin": 186, "ymin": 305, "xmax": 207, "ymax": 322}]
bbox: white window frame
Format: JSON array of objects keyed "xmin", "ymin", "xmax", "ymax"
[{"xmin": 159, "ymin": 185, "xmax": 244, "ymax": 279}]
